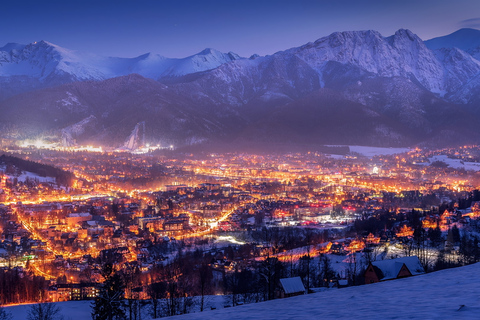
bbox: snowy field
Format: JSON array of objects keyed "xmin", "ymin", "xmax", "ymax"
[
  {"xmin": 421, "ymin": 155, "xmax": 480, "ymax": 171},
  {"xmin": 170, "ymin": 263, "xmax": 480, "ymax": 320},
  {"xmin": 4, "ymin": 301, "xmax": 93, "ymax": 320},
  {"xmin": 3, "ymin": 295, "xmax": 229, "ymax": 320},
  {"xmin": 5, "ymin": 262, "xmax": 480, "ymax": 320}
]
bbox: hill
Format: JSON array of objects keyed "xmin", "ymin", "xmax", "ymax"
[
  {"xmin": 0, "ymin": 154, "xmax": 74, "ymax": 186},
  {"xmin": 3, "ymin": 263, "xmax": 479, "ymax": 319},
  {"xmin": 170, "ymin": 263, "xmax": 480, "ymax": 320}
]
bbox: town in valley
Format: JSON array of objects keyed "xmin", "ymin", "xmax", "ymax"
[{"xmin": 1, "ymin": 142, "xmax": 480, "ymax": 316}]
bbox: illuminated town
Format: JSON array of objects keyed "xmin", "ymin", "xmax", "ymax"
[{"xmin": 1, "ymin": 142, "xmax": 480, "ymax": 316}]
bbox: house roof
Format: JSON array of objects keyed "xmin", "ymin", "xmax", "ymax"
[
  {"xmin": 338, "ymin": 279, "xmax": 348, "ymax": 286},
  {"xmin": 280, "ymin": 277, "xmax": 305, "ymax": 294},
  {"xmin": 371, "ymin": 256, "xmax": 425, "ymax": 281}
]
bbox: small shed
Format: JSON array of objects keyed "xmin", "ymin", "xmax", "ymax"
[{"xmin": 278, "ymin": 277, "xmax": 306, "ymax": 298}]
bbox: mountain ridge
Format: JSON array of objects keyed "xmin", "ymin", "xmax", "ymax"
[{"xmin": 1, "ymin": 28, "xmax": 480, "ymax": 149}]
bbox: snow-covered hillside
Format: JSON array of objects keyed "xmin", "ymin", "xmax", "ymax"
[
  {"xmin": 0, "ymin": 165, "xmax": 56, "ymax": 184},
  {"xmin": 171, "ymin": 263, "xmax": 480, "ymax": 320},
  {"xmin": 4, "ymin": 263, "xmax": 480, "ymax": 320}
]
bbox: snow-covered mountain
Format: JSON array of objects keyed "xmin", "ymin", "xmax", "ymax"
[
  {"xmin": 282, "ymin": 29, "xmax": 444, "ymax": 94},
  {"xmin": 2, "ymin": 28, "xmax": 480, "ymax": 149},
  {"xmin": 1, "ymin": 29, "xmax": 480, "ymax": 103},
  {"xmin": 181, "ymin": 28, "xmax": 480, "ymax": 105},
  {"xmin": 0, "ymin": 40, "xmax": 241, "ymax": 88}
]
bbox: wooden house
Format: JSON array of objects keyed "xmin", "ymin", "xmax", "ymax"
[
  {"xmin": 277, "ymin": 277, "xmax": 306, "ymax": 298},
  {"xmin": 364, "ymin": 256, "xmax": 425, "ymax": 284}
]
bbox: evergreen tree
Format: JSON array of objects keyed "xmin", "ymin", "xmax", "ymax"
[
  {"xmin": 451, "ymin": 225, "xmax": 461, "ymax": 243},
  {"xmin": 445, "ymin": 228, "xmax": 455, "ymax": 252},
  {"xmin": 91, "ymin": 263, "xmax": 126, "ymax": 320},
  {"xmin": 428, "ymin": 227, "xmax": 443, "ymax": 247}
]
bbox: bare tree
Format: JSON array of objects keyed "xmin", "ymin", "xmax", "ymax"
[
  {"xmin": 197, "ymin": 262, "xmax": 212, "ymax": 312},
  {"xmin": 147, "ymin": 282, "xmax": 166, "ymax": 319},
  {"xmin": 346, "ymin": 252, "xmax": 361, "ymax": 285},
  {"xmin": 317, "ymin": 254, "xmax": 335, "ymax": 287},
  {"xmin": 27, "ymin": 303, "xmax": 63, "ymax": 320}
]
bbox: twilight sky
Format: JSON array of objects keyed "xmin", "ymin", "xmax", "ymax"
[{"xmin": 2, "ymin": 0, "xmax": 480, "ymax": 58}]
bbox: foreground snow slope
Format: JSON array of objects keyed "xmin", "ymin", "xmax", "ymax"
[
  {"xmin": 4, "ymin": 263, "xmax": 479, "ymax": 319},
  {"xmin": 172, "ymin": 263, "xmax": 480, "ymax": 320}
]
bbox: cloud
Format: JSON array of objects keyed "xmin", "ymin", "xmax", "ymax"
[{"xmin": 459, "ymin": 18, "xmax": 480, "ymax": 29}]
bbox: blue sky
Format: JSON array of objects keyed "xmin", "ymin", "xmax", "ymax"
[{"xmin": 2, "ymin": 0, "xmax": 480, "ymax": 58}]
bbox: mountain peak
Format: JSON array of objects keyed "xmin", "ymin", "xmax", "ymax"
[
  {"xmin": 311, "ymin": 30, "xmax": 385, "ymax": 49},
  {"xmin": 227, "ymin": 51, "xmax": 241, "ymax": 60},
  {"xmin": 136, "ymin": 52, "xmax": 153, "ymax": 59},
  {"xmin": 24, "ymin": 40, "xmax": 65, "ymax": 53},
  {"xmin": 195, "ymin": 48, "xmax": 241, "ymax": 60},
  {"xmin": 324, "ymin": 29, "xmax": 383, "ymax": 40},
  {"xmin": 32, "ymin": 40, "xmax": 56, "ymax": 47},
  {"xmin": 393, "ymin": 28, "xmax": 417, "ymax": 39},
  {"xmin": 198, "ymin": 48, "xmax": 219, "ymax": 55},
  {"xmin": 387, "ymin": 29, "xmax": 424, "ymax": 47}
]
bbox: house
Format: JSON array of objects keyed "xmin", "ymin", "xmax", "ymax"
[
  {"xmin": 277, "ymin": 277, "xmax": 306, "ymax": 298},
  {"xmin": 65, "ymin": 212, "xmax": 92, "ymax": 228},
  {"xmin": 364, "ymin": 256, "xmax": 425, "ymax": 284},
  {"xmin": 336, "ymin": 279, "xmax": 349, "ymax": 288},
  {"xmin": 163, "ymin": 220, "xmax": 184, "ymax": 231},
  {"xmin": 48, "ymin": 283, "xmax": 101, "ymax": 302},
  {"xmin": 330, "ymin": 243, "xmax": 345, "ymax": 254}
]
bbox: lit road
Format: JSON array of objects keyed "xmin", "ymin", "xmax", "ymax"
[{"xmin": 182, "ymin": 202, "xmax": 245, "ymax": 239}]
